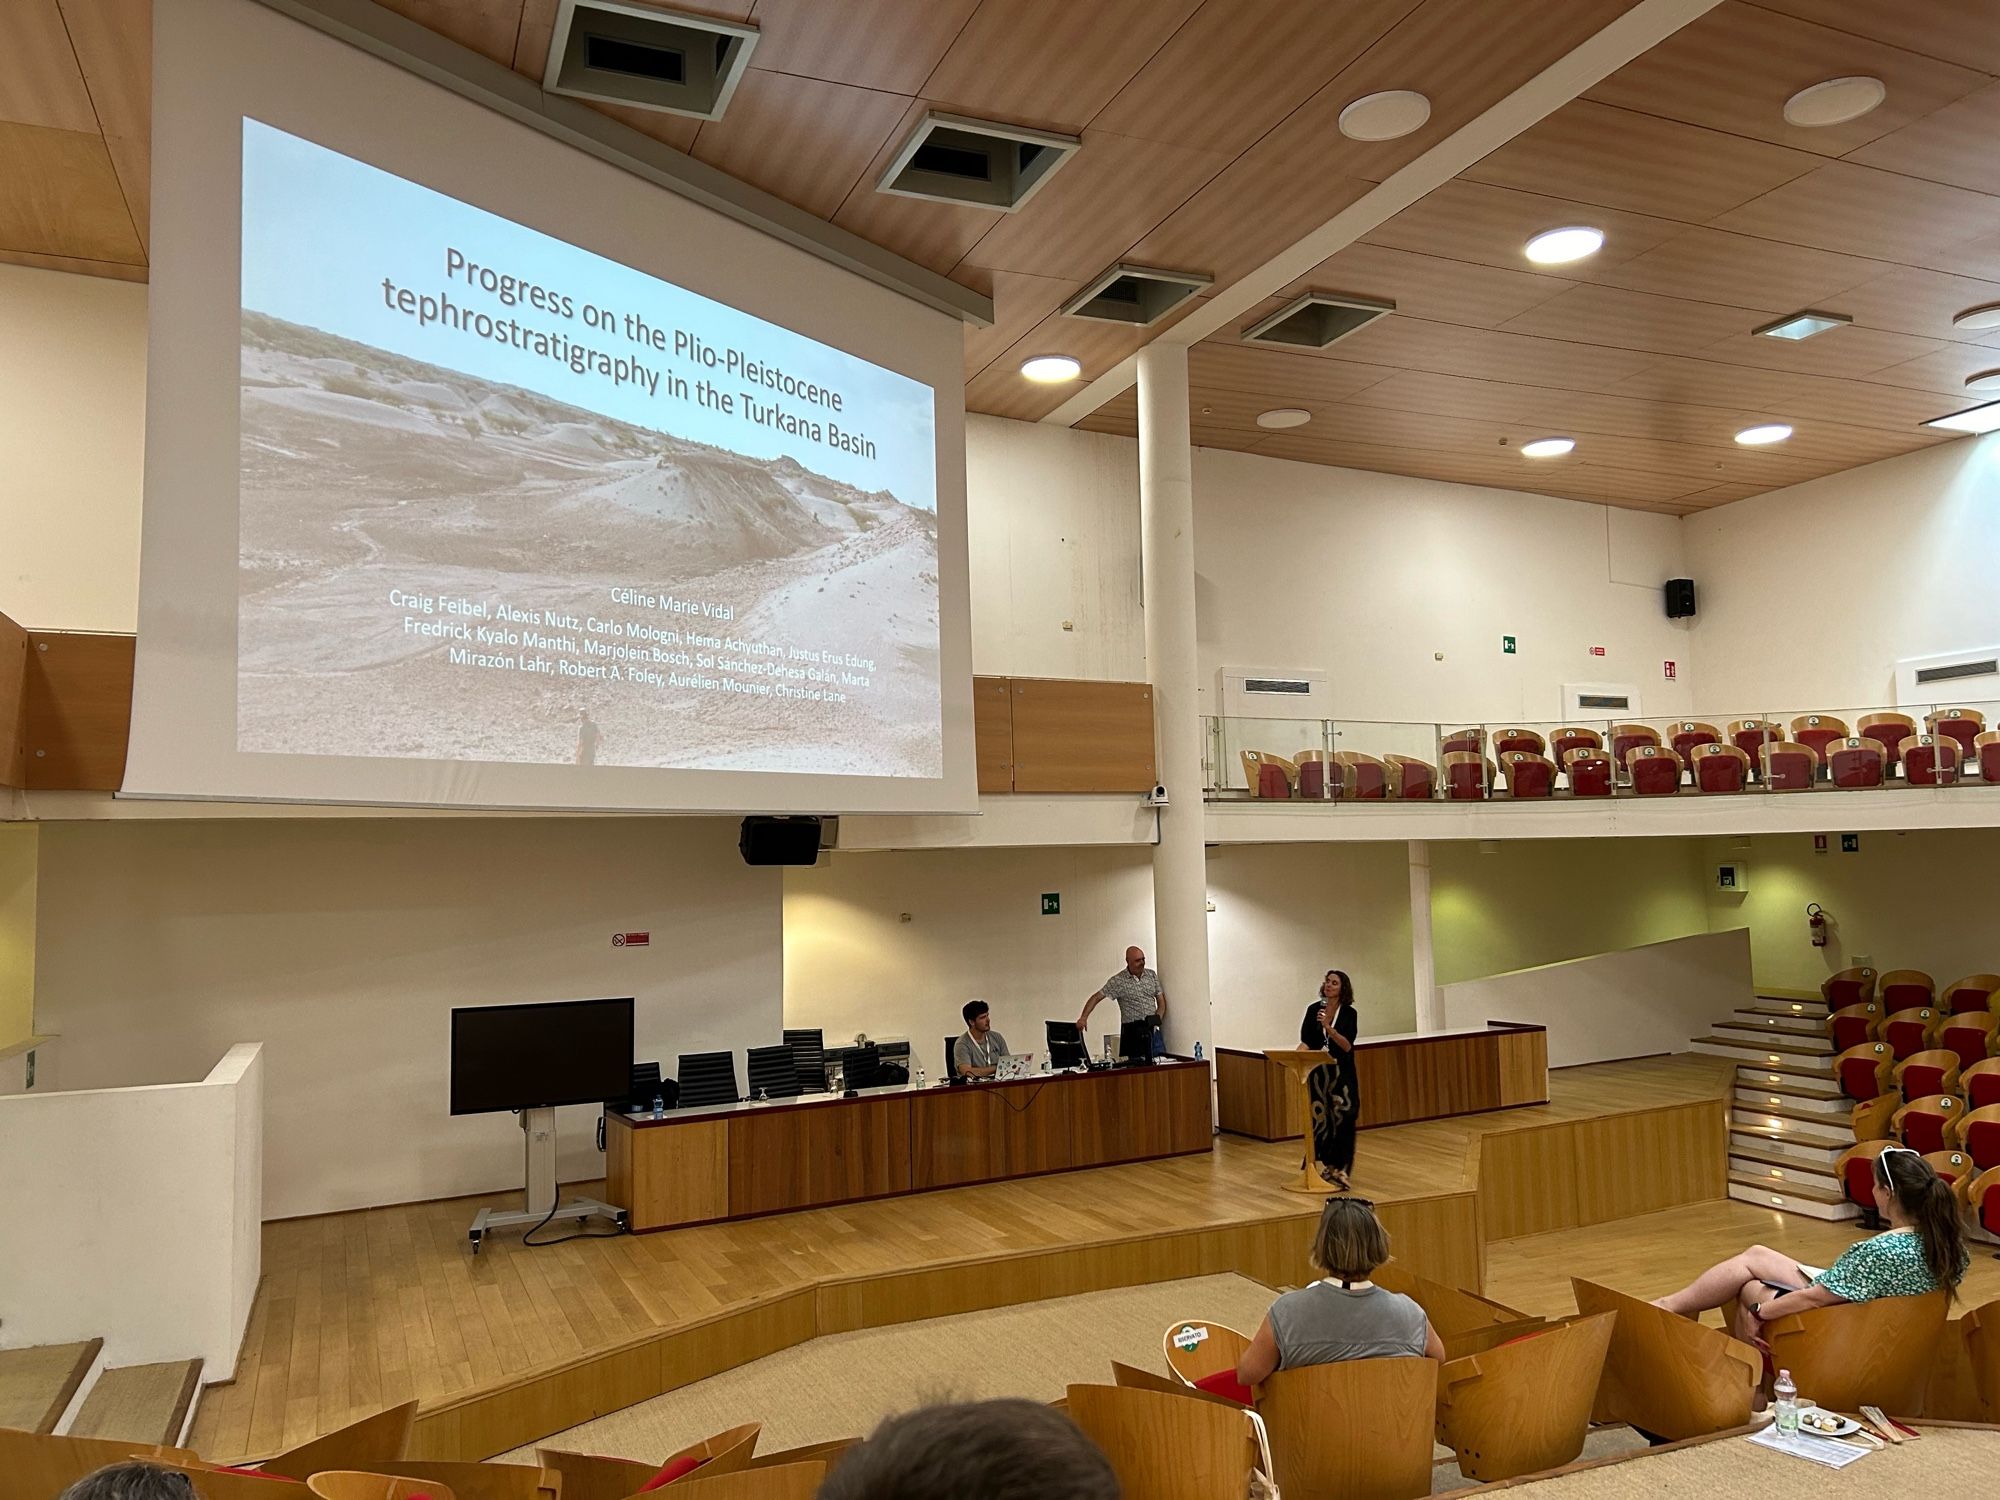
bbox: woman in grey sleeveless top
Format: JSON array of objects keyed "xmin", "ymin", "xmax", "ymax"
[{"xmin": 1236, "ymin": 1197, "xmax": 1442, "ymax": 1386}]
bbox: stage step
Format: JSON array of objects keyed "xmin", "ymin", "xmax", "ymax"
[
  {"xmin": 1756, "ymin": 992, "xmax": 1831, "ymax": 1011},
  {"xmin": 1696, "ymin": 1033, "xmax": 1833, "ymax": 1063},
  {"xmin": 1731, "ymin": 1104, "xmax": 1853, "ymax": 1145},
  {"xmin": 69, "ymin": 1359, "xmax": 203, "ymax": 1447},
  {"xmin": 1736, "ymin": 1075, "xmax": 1846, "ymax": 1106},
  {"xmin": 1731, "ymin": 1127, "xmax": 1847, "ymax": 1168},
  {"xmin": 0, "ymin": 1339, "xmax": 102, "ymax": 1435},
  {"xmin": 1730, "ymin": 1146, "xmax": 1841, "ymax": 1190},
  {"xmin": 1746, "ymin": 1000, "xmax": 1829, "ymax": 1021},
  {"xmin": 1731, "ymin": 1059, "xmax": 1838, "ymax": 1090},
  {"xmin": 1730, "ymin": 1008, "xmax": 1830, "ymax": 1037},
  {"xmin": 1730, "ymin": 1176, "xmax": 1860, "ymax": 1221},
  {"xmin": 1712, "ymin": 1016, "xmax": 1832, "ymax": 1048}
]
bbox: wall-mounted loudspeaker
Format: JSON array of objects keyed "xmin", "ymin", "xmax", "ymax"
[
  {"xmin": 739, "ymin": 815, "xmax": 824, "ymax": 866},
  {"xmin": 1664, "ymin": 578, "xmax": 1697, "ymax": 619}
]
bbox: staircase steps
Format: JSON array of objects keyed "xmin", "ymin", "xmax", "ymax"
[
  {"xmin": 1739, "ymin": 1076, "xmax": 1846, "ymax": 1104},
  {"xmin": 1745, "ymin": 1002, "xmax": 1830, "ymax": 1021},
  {"xmin": 1730, "ymin": 1125, "xmax": 1847, "ymax": 1165},
  {"xmin": 1699, "ymin": 1031, "xmax": 1832, "ymax": 1057},
  {"xmin": 1729, "ymin": 1057, "xmax": 1837, "ymax": 1087},
  {"xmin": 1730, "ymin": 1103, "xmax": 1854, "ymax": 1143},
  {"xmin": 1729, "ymin": 1144, "xmax": 1841, "ymax": 1184},
  {"xmin": 69, "ymin": 1360, "xmax": 204, "ymax": 1447},
  {"xmin": 1718, "ymin": 1015, "xmax": 1833, "ymax": 1043},
  {"xmin": 1729, "ymin": 1172, "xmax": 1859, "ymax": 1221},
  {"xmin": 0, "ymin": 1340, "xmax": 102, "ymax": 1435}
]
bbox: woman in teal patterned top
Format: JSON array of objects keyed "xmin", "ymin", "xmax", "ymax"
[{"xmin": 1652, "ymin": 1147, "xmax": 1967, "ymax": 1345}]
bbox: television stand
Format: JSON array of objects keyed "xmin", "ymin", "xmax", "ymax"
[{"xmin": 467, "ymin": 1106, "xmax": 627, "ymax": 1254}]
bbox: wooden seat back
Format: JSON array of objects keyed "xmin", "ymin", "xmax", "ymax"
[
  {"xmin": 1438, "ymin": 727, "xmax": 1484, "ymax": 758},
  {"xmin": 1969, "ymin": 1058, "xmax": 2000, "ymax": 1112},
  {"xmin": 1896, "ymin": 1049, "xmax": 1962, "ymax": 1102},
  {"xmin": 1879, "ymin": 969, "xmax": 1937, "ymax": 1009},
  {"xmin": 1435, "ymin": 1311, "xmax": 1616, "ymax": 1483},
  {"xmin": 1110, "ymin": 1360, "xmax": 1240, "ymax": 1406},
  {"xmin": 1758, "ymin": 739, "xmax": 1819, "ymax": 789},
  {"xmin": 1372, "ymin": 1261, "xmax": 1545, "ymax": 1358},
  {"xmin": 535, "ymin": 1449, "xmax": 656, "ymax": 1500},
  {"xmin": 1850, "ymin": 1093, "xmax": 1900, "ymax": 1144},
  {"xmin": 1943, "ymin": 974, "xmax": 2000, "ymax": 1015},
  {"xmin": 1383, "ymin": 753, "xmax": 1434, "ymax": 800},
  {"xmin": 1834, "ymin": 1041, "xmax": 1896, "ymax": 1103},
  {"xmin": 0, "ymin": 1433, "xmax": 196, "ymax": 1500},
  {"xmin": 356, "ymin": 1463, "xmax": 557, "ymax": 1500},
  {"xmin": 1893, "ymin": 1092, "xmax": 1966, "ymax": 1152},
  {"xmin": 1441, "ymin": 750, "xmax": 1492, "ymax": 800},
  {"xmin": 1067, "ymin": 1383, "xmax": 1258, "ymax": 1500},
  {"xmin": 1764, "ymin": 1290, "xmax": 1949, "ymax": 1413},
  {"xmin": 1239, "ymin": 749, "xmax": 1296, "ymax": 799},
  {"xmin": 1828, "ymin": 1000, "xmax": 1882, "ymax": 1051},
  {"xmin": 1498, "ymin": 749, "xmax": 1555, "ymax": 798},
  {"xmin": 1900, "ymin": 733, "xmax": 1961, "ymax": 784},
  {"xmin": 259, "ymin": 1402, "xmax": 420, "ymax": 1481},
  {"xmin": 1883, "ymin": 1006, "xmax": 1941, "ymax": 1059},
  {"xmin": 1965, "ymin": 1298, "xmax": 2000, "ymax": 1416},
  {"xmin": 1570, "ymin": 1277, "xmax": 1759, "ymax": 1440},
  {"xmin": 306, "ymin": 1474, "xmax": 454, "ymax": 1500},
  {"xmin": 670, "ymin": 1462, "xmax": 824, "ymax": 1499},
  {"xmin": 1959, "ymin": 1103, "xmax": 2000, "ymax": 1171},
  {"xmin": 1162, "ymin": 1320, "xmax": 1251, "ymax": 1387},
  {"xmin": 1857, "ymin": 711, "xmax": 1917, "ymax": 763},
  {"xmin": 1255, "ymin": 1357, "xmax": 1435, "ymax": 1499},
  {"xmin": 1972, "ymin": 1165, "xmax": 2000, "ymax": 1241},
  {"xmin": 1333, "ymin": 749, "xmax": 1389, "ymax": 800},
  {"xmin": 1624, "ymin": 743, "xmax": 1682, "ymax": 794},
  {"xmin": 146, "ymin": 1464, "xmax": 308, "ymax": 1500},
  {"xmin": 1939, "ymin": 1013, "xmax": 1998, "ymax": 1070},
  {"xmin": 662, "ymin": 1423, "xmax": 759, "ymax": 1478},
  {"xmin": 1690, "ymin": 741, "xmax": 1749, "ymax": 792},
  {"xmin": 1492, "ymin": 726, "xmax": 1546, "ymax": 755},
  {"xmin": 1548, "ymin": 726, "xmax": 1603, "ymax": 766}
]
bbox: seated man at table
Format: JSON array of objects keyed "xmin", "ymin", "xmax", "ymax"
[{"xmin": 953, "ymin": 999, "xmax": 1009, "ymax": 1079}]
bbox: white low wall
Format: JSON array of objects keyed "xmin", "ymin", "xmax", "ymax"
[
  {"xmin": 1441, "ymin": 930, "xmax": 1750, "ymax": 1068},
  {"xmin": 0, "ymin": 1042, "xmax": 263, "ymax": 1371}
]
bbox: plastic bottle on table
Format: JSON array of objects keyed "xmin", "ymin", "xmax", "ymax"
[
  {"xmin": 915, "ymin": 1066, "xmax": 927, "ymax": 1091},
  {"xmin": 651, "ymin": 1092, "xmax": 664, "ymax": 1120},
  {"xmin": 1773, "ymin": 1368, "xmax": 1798, "ymax": 1436}
]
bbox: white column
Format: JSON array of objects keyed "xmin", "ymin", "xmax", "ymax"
[
  {"xmin": 1137, "ymin": 344, "xmax": 1212, "ymax": 1065},
  {"xmin": 1409, "ymin": 839, "xmax": 1442, "ymax": 1032}
]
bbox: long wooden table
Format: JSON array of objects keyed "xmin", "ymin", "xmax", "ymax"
[
  {"xmin": 606, "ymin": 1059, "xmax": 1212, "ymax": 1231},
  {"xmin": 1215, "ymin": 1023, "xmax": 1548, "ymax": 1141}
]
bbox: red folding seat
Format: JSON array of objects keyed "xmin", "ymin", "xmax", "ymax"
[
  {"xmin": 1444, "ymin": 751, "xmax": 1491, "ymax": 800},
  {"xmin": 1384, "ymin": 754, "xmax": 1434, "ymax": 800},
  {"xmin": 1241, "ymin": 750, "xmax": 1295, "ymax": 799},
  {"xmin": 1822, "ymin": 967, "xmax": 1878, "ymax": 1007},
  {"xmin": 1826, "ymin": 737, "xmax": 1884, "ymax": 788},
  {"xmin": 1892, "ymin": 1093, "xmax": 1966, "ymax": 1153},
  {"xmin": 1689, "ymin": 743, "xmax": 1748, "ymax": 793},
  {"xmin": 1335, "ymin": 751, "xmax": 1388, "ymax": 800},
  {"xmin": 1563, "ymin": 749, "xmax": 1612, "ymax": 797},
  {"xmin": 1548, "ymin": 726, "xmax": 1603, "ymax": 772},
  {"xmin": 1857, "ymin": 711, "xmax": 1917, "ymax": 772},
  {"xmin": 1835, "ymin": 1042, "xmax": 1894, "ymax": 1104},
  {"xmin": 1966, "ymin": 1058, "xmax": 2000, "ymax": 1111},
  {"xmin": 1668, "ymin": 720, "xmax": 1719, "ymax": 761},
  {"xmin": 1979, "ymin": 731, "xmax": 2000, "ymax": 783},
  {"xmin": 1942, "ymin": 974, "xmax": 2000, "ymax": 1014},
  {"xmin": 1971, "ymin": 1164, "xmax": 2000, "ymax": 1239},
  {"xmin": 1878, "ymin": 970, "xmax": 1934, "ymax": 1009},
  {"xmin": 1939, "ymin": 1012, "xmax": 1998, "ymax": 1072},
  {"xmin": 1625, "ymin": 744, "xmax": 1681, "ymax": 795},
  {"xmin": 1834, "ymin": 1140, "xmax": 1895, "ymax": 1222},
  {"xmin": 1759, "ymin": 741, "xmax": 1818, "ymax": 790},
  {"xmin": 1439, "ymin": 728, "xmax": 1484, "ymax": 759},
  {"xmin": 1961, "ymin": 1104, "xmax": 2000, "ymax": 1172},
  {"xmin": 1296, "ymin": 750, "xmax": 1329, "ymax": 800},
  {"xmin": 1499, "ymin": 750, "xmax": 1554, "ymax": 798},
  {"xmin": 1790, "ymin": 714, "xmax": 1849, "ymax": 769},
  {"xmin": 1728, "ymin": 719, "xmax": 1783, "ymax": 767},
  {"xmin": 1827, "ymin": 1001, "xmax": 1881, "ymax": 1053},
  {"xmin": 1609, "ymin": 723, "xmax": 1659, "ymax": 777},
  {"xmin": 1883, "ymin": 1006, "xmax": 1939, "ymax": 1060},
  {"xmin": 1924, "ymin": 1149, "xmax": 1973, "ymax": 1192},
  {"xmin": 1927, "ymin": 707, "xmax": 1986, "ymax": 768},
  {"xmin": 1492, "ymin": 727, "xmax": 1545, "ymax": 757},
  {"xmin": 1895, "ymin": 1049, "xmax": 1960, "ymax": 1103},
  {"xmin": 1900, "ymin": 734, "xmax": 1960, "ymax": 786}
]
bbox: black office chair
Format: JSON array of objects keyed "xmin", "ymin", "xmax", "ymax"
[
  {"xmin": 836, "ymin": 1043, "xmax": 883, "ymax": 1089},
  {"xmin": 746, "ymin": 1045, "xmax": 802, "ymax": 1099},
  {"xmin": 676, "ymin": 1050, "xmax": 740, "ymax": 1108},
  {"xmin": 621, "ymin": 1061, "xmax": 670, "ymax": 1111},
  {"xmin": 944, "ymin": 1034, "xmax": 960, "ymax": 1080},
  {"xmin": 783, "ymin": 1027, "xmax": 827, "ymax": 1092},
  {"xmin": 1045, "ymin": 1021, "xmax": 1088, "ymax": 1069}
]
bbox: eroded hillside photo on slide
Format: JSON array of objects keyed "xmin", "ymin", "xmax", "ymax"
[{"xmin": 237, "ymin": 312, "xmax": 941, "ymax": 776}]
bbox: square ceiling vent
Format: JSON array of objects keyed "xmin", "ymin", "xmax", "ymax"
[
  {"xmin": 877, "ymin": 113, "xmax": 1080, "ymax": 211},
  {"xmin": 544, "ymin": 0, "xmax": 759, "ymax": 121},
  {"xmin": 1061, "ymin": 264, "xmax": 1211, "ymax": 325},
  {"xmin": 1242, "ymin": 292, "xmax": 1395, "ymax": 349}
]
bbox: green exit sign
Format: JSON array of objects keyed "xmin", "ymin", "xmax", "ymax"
[
  {"xmin": 1041, "ymin": 893, "xmax": 1060, "ymax": 916},
  {"xmin": 1502, "ymin": 635, "xmax": 1517, "ymax": 655}
]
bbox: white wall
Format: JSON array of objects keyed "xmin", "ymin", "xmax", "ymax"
[
  {"xmin": 0, "ymin": 265, "xmax": 146, "ymax": 632},
  {"xmin": 1442, "ymin": 929, "xmax": 1751, "ymax": 1067},
  {"xmin": 1685, "ymin": 434, "xmax": 2000, "ymax": 709},
  {"xmin": 0, "ymin": 1043, "xmax": 262, "ymax": 1368},
  {"xmin": 31, "ymin": 818, "xmax": 783, "ymax": 1219}
]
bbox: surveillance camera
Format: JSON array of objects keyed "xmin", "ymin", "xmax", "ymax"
[{"xmin": 1147, "ymin": 784, "xmax": 1170, "ymax": 807}]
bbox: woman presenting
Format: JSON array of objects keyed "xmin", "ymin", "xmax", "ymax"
[{"xmin": 1299, "ymin": 970, "xmax": 1359, "ymax": 1190}]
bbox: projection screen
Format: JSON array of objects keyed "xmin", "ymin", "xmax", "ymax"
[{"xmin": 129, "ymin": 0, "xmax": 975, "ymax": 814}]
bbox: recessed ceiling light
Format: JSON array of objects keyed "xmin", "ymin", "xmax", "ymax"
[
  {"xmin": 1524, "ymin": 227, "xmax": 1604, "ymax": 265},
  {"xmin": 1020, "ymin": 354, "xmax": 1081, "ymax": 383},
  {"xmin": 1734, "ymin": 423, "xmax": 1793, "ymax": 445},
  {"xmin": 1966, "ymin": 369, "xmax": 2000, "ymax": 394},
  {"xmin": 1755, "ymin": 310, "xmax": 1852, "ymax": 341},
  {"xmin": 1953, "ymin": 303, "xmax": 2000, "ymax": 332},
  {"xmin": 1338, "ymin": 90, "xmax": 1432, "ymax": 142},
  {"xmin": 1520, "ymin": 436, "xmax": 1575, "ymax": 458},
  {"xmin": 1256, "ymin": 408, "xmax": 1312, "ymax": 430},
  {"xmin": 1783, "ymin": 76, "xmax": 1887, "ymax": 128},
  {"xmin": 1924, "ymin": 399, "xmax": 2000, "ymax": 435}
]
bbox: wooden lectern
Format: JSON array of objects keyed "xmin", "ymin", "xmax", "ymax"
[{"xmin": 1264, "ymin": 1048, "xmax": 1338, "ymax": 1195}]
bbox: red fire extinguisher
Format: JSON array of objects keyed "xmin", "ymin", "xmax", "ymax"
[{"xmin": 1807, "ymin": 903, "xmax": 1829, "ymax": 948}]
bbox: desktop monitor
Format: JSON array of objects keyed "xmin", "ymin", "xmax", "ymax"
[
  {"xmin": 449, "ymin": 996, "xmax": 635, "ymax": 1115},
  {"xmin": 1045, "ymin": 1020, "xmax": 1089, "ymax": 1068}
]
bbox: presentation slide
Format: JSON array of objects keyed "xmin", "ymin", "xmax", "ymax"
[{"xmin": 236, "ymin": 120, "xmax": 941, "ymax": 778}]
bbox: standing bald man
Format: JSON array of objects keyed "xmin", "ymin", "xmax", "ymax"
[{"xmin": 1077, "ymin": 946, "xmax": 1168, "ymax": 1061}]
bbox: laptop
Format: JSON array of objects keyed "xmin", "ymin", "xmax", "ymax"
[{"xmin": 994, "ymin": 1052, "xmax": 1036, "ymax": 1081}]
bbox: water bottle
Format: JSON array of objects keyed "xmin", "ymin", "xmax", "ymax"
[
  {"xmin": 1103, "ymin": 1035, "xmax": 1115, "ymax": 1064},
  {"xmin": 1194, "ymin": 1042, "xmax": 1205, "ymax": 1061},
  {"xmin": 1041, "ymin": 1055, "xmax": 1051, "ymax": 1074},
  {"xmin": 650, "ymin": 1092, "xmax": 664, "ymax": 1120},
  {"xmin": 914, "ymin": 1066, "xmax": 927, "ymax": 1091},
  {"xmin": 1773, "ymin": 1368, "xmax": 1798, "ymax": 1436}
]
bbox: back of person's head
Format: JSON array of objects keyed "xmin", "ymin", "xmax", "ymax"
[
  {"xmin": 962, "ymin": 999, "xmax": 990, "ymax": 1025},
  {"xmin": 819, "ymin": 1398, "xmax": 1120, "ymax": 1500},
  {"xmin": 1309, "ymin": 1195, "xmax": 1390, "ymax": 1281},
  {"xmin": 1877, "ymin": 1147, "xmax": 1968, "ymax": 1296},
  {"xmin": 60, "ymin": 1465, "xmax": 197, "ymax": 1500}
]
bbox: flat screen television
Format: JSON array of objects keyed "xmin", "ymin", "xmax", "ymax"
[{"xmin": 450, "ymin": 996, "xmax": 635, "ymax": 1115}]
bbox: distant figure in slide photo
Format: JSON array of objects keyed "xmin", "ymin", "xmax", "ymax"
[
  {"xmin": 1077, "ymin": 945, "xmax": 1167, "ymax": 1061},
  {"xmin": 574, "ymin": 709, "xmax": 601, "ymax": 766}
]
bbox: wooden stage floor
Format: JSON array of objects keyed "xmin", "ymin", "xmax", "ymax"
[{"xmin": 190, "ymin": 1053, "xmax": 1737, "ymax": 1462}]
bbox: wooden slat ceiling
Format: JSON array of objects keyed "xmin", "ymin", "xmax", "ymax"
[
  {"xmin": 3, "ymin": 0, "xmax": 1997, "ymax": 513},
  {"xmin": 1074, "ymin": 0, "xmax": 2000, "ymax": 513}
]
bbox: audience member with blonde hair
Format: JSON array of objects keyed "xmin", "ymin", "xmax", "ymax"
[{"xmin": 1235, "ymin": 1195, "xmax": 1443, "ymax": 1385}]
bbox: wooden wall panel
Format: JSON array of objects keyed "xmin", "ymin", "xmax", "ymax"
[
  {"xmin": 22, "ymin": 631, "xmax": 133, "ymax": 790},
  {"xmin": 972, "ymin": 675, "xmax": 1014, "ymax": 793},
  {"xmin": 610, "ymin": 1117, "xmax": 731, "ymax": 1232},
  {"xmin": 910, "ymin": 1080, "xmax": 1072, "ymax": 1190},
  {"xmin": 1497, "ymin": 1028, "xmax": 1551, "ymax": 1107},
  {"xmin": 727, "ymin": 1110, "xmax": 814, "ymax": 1218},
  {"xmin": 0, "ymin": 611, "xmax": 26, "ymax": 789},
  {"xmin": 1356, "ymin": 1035, "xmax": 1501, "ymax": 1126},
  {"xmin": 806, "ymin": 1093, "xmax": 911, "ymax": 1206},
  {"xmin": 1164, "ymin": 1064, "xmax": 1215, "ymax": 1155},
  {"xmin": 1008, "ymin": 678, "xmax": 1156, "ymax": 793},
  {"xmin": 1376, "ymin": 1193, "xmax": 1486, "ymax": 1294},
  {"xmin": 1571, "ymin": 1101, "xmax": 1725, "ymax": 1224},
  {"xmin": 1215, "ymin": 1048, "xmax": 1277, "ymax": 1139},
  {"xmin": 1479, "ymin": 1123, "xmax": 1581, "ymax": 1241}
]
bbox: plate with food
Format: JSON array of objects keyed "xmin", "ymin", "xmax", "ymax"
[{"xmin": 1797, "ymin": 1408, "xmax": 1860, "ymax": 1438}]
